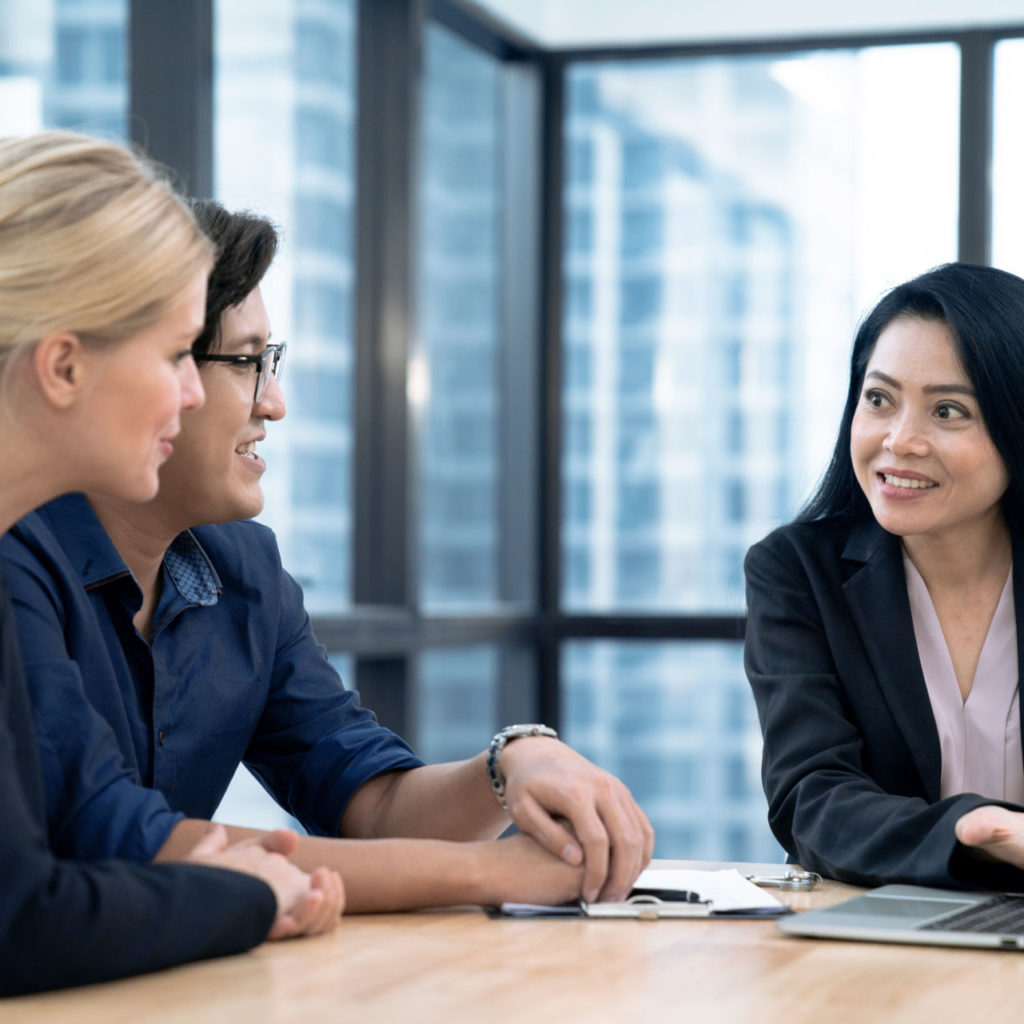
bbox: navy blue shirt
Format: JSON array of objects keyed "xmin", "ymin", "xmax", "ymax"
[
  {"xmin": 0, "ymin": 493, "xmax": 423, "ymax": 863},
  {"xmin": 0, "ymin": 571, "xmax": 276, "ymax": 995}
]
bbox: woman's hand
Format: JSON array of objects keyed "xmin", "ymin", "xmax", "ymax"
[
  {"xmin": 954, "ymin": 805, "xmax": 1024, "ymax": 869},
  {"xmin": 185, "ymin": 824, "xmax": 345, "ymax": 939}
]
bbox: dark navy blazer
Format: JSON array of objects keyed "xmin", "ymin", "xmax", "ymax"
[
  {"xmin": 0, "ymin": 574, "xmax": 275, "ymax": 996},
  {"xmin": 745, "ymin": 515, "xmax": 1024, "ymax": 889}
]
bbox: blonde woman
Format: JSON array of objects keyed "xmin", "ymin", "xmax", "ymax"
[{"xmin": 0, "ymin": 131, "xmax": 343, "ymax": 996}]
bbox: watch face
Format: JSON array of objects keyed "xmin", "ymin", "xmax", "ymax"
[{"xmin": 501, "ymin": 724, "xmax": 555, "ymax": 740}]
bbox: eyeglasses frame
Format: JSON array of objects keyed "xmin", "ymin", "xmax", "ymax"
[{"xmin": 193, "ymin": 342, "xmax": 287, "ymax": 403}]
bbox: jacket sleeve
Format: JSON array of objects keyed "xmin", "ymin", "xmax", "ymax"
[
  {"xmin": 0, "ymin": 591, "xmax": 277, "ymax": 997},
  {"xmin": 0, "ymin": 524, "xmax": 185, "ymax": 863},
  {"xmin": 743, "ymin": 528, "xmax": 1024, "ymax": 890}
]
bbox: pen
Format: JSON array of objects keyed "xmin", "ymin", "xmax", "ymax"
[{"xmin": 628, "ymin": 887, "xmax": 705, "ymax": 903}]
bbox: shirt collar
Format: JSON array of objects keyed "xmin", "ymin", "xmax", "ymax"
[
  {"xmin": 164, "ymin": 530, "xmax": 221, "ymax": 606},
  {"xmin": 39, "ymin": 493, "xmax": 132, "ymax": 589},
  {"xmin": 38, "ymin": 493, "xmax": 222, "ymax": 605}
]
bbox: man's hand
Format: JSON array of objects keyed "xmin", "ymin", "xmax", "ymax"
[
  {"xmin": 474, "ymin": 832, "xmax": 585, "ymax": 907},
  {"xmin": 185, "ymin": 824, "xmax": 345, "ymax": 939},
  {"xmin": 955, "ymin": 805, "xmax": 1024, "ymax": 870},
  {"xmin": 498, "ymin": 738, "xmax": 654, "ymax": 903}
]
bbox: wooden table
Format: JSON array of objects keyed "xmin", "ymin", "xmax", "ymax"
[{"xmin": 7, "ymin": 860, "xmax": 1024, "ymax": 1023}]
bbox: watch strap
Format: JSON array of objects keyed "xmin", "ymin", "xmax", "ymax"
[{"xmin": 486, "ymin": 723, "xmax": 558, "ymax": 809}]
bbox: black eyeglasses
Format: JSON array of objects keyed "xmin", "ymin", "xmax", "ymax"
[{"xmin": 194, "ymin": 342, "xmax": 286, "ymax": 403}]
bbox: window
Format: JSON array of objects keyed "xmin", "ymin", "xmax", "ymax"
[
  {"xmin": 416, "ymin": 647, "xmax": 499, "ymax": 761},
  {"xmin": 563, "ymin": 641, "xmax": 781, "ymax": 860},
  {"xmin": 418, "ymin": 24, "xmax": 506, "ymax": 609},
  {"xmin": 562, "ymin": 45, "xmax": 959, "ymax": 613},
  {"xmin": 993, "ymin": 38, "xmax": 1024, "ymax": 275},
  {"xmin": 0, "ymin": 0, "xmax": 127, "ymax": 137},
  {"xmin": 215, "ymin": 0, "xmax": 356, "ymax": 615}
]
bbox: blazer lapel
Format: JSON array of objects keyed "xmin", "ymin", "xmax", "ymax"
[{"xmin": 841, "ymin": 520, "xmax": 942, "ymax": 800}]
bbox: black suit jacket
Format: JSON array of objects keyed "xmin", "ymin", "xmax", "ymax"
[
  {"xmin": 744, "ymin": 516, "xmax": 1024, "ymax": 889},
  {"xmin": 0, "ymin": 577, "xmax": 276, "ymax": 996}
]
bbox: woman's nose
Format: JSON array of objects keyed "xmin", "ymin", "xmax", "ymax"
[
  {"xmin": 883, "ymin": 411, "xmax": 928, "ymax": 456},
  {"xmin": 179, "ymin": 356, "xmax": 205, "ymax": 411}
]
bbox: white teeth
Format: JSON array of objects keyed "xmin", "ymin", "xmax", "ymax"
[
  {"xmin": 882, "ymin": 473, "xmax": 936, "ymax": 490},
  {"xmin": 236, "ymin": 441, "xmax": 256, "ymax": 458}
]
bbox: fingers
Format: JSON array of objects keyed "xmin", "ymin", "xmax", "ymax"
[
  {"xmin": 511, "ymin": 795, "xmax": 584, "ymax": 866},
  {"xmin": 269, "ymin": 868, "xmax": 345, "ymax": 940},
  {"xmin": 509, "ymin": 784, "xmax": 653, "ymax": 903},
  {"xmin": 257, "ymin": 828, "xmax": 300, "ymax": 857},
  {"xmin": 266, "ymin": 890, "xmax": 323, "ymax": 940},
  {"xmin": 593, "ymin": 792, "xmax": 646, "ymax": 903},
  {"xmin": 187, "ymin": 822, "xmax": 229, "ymax": 857},
  {"xmin": 956, "ymin": 805, "xmax": 1019, "ymax": 850},
  {"xmin": 309, "ymin": 868, "xmax": 345, "ymax": 932}
]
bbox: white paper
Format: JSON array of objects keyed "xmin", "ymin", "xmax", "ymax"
[{"xmin": 632, "ymin": 867, "xmax": 784, "ymax": 912}]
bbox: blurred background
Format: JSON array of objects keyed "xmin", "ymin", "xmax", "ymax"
[{"xmin": 2, "ymin": 0, "xmax": 1022, "ymax": 860}]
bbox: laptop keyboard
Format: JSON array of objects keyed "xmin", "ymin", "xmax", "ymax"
[{"xmin": 920, "ymin": 895, "xmax": 1024, "ymax": 935}]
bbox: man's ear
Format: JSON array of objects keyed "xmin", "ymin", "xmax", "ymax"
[{"xmin": 32, "ymin": 332, "xmax": 87, "ymax": 408}]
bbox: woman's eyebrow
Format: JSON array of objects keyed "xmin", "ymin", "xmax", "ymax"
[{"xmin": 865, "ymin": 369, "xmax": 975, "ymax": 397}]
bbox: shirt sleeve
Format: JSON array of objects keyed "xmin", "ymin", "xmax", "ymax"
[
  {"xmin": 743, "ymin": 527, "xmax": 1024, "ymax": 890},
  {"xmin": 1, "ymin": 532, "xmax": 184, "ymax": 862},
  {"xmin": 0, "ymin": 585, "xmax": 276, "ymax": 997},
  {"xmin": 242, "ymin": 554, "xmax": 425, "ymax": 837}
]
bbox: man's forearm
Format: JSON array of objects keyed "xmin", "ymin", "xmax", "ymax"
[
  {"xmin": 156, "ymin": 818, "xmax": 574, "ymax": 913},
  {"xmin": 340, "ymin": 755, "xmax": 508, "ymax": 843}
]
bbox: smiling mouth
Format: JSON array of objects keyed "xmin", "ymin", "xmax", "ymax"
[
  {"xmin": 880, "ymin": 473, "xmax": 937, "ymax": 490},
  {"xmin": 236, "ymin": 441, "xmax": 259, "ymax": 460}
]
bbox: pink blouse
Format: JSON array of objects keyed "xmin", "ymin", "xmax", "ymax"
[{"xmin": 904, "ymin": 554, "xmax": 1024, "ymax": 804}]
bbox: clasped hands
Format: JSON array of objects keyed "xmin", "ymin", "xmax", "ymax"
[
  {"xmin": 186, "ymin": 824, "xmax": 345, "ymax": 939},
  {"xmin": 497, "ymin": 737, "xmax": 654, "ymax": 903}
]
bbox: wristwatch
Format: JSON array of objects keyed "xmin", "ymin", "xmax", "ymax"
[{"xmin": 486, "ymin": 723, "xmax": 558, "ymax": 809}]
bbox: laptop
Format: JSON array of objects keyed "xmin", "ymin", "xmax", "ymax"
[{"xmin": 778, "ymin": 884, "xmax": 1024, "ymax": 950}]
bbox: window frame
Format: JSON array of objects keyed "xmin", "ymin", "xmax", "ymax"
[{"xmin": 128, "ymin": 0, "xmax": 1024, "ymax": 740}]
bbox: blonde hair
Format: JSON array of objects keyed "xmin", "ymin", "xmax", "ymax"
[{"xmin": 0, "ymin": 131, "xmax": 212, "ymax": 368}]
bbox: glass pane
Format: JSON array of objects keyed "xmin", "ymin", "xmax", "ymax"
[
  {"xmin": 416, "ymin": 647, "xmax": 499, "ymax": 762},
  {"xmin": 563, "ymin": 640, "xmax": 782, "ymax": 861},
  {"xmin": 418, "ymin": 24, "xmax": 502, "ymax": 609},
  {"xmin": 993, "ymin": 39, "xmax": 1024, "ymax": 275},
  {"xmin": 562, "ymin": 45, "xmax": 959, "ymax": 612},
  {"xmin": 0, "ymin": 0, "xmax": 127, "ymax": 137},
  {"xmin": 215, "ymin": 0, "xmax": 355, "ymax": 614}
]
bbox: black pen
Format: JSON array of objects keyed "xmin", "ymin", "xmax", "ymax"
[{"xmin": 628, "ymin": 887, "xmax": 706, "ymax": 903}]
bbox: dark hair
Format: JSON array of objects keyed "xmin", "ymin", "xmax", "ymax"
[
  {"xmin": 187, "ymin": 198, "xmax": 278, "ymax": 356},
  {"xmin": 799, "ymin": 262, "xmax": 1024, "ymax": 535}
]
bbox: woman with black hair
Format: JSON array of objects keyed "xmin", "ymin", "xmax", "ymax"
[{"xmin": 745, "ymin": 261, "xmax": 1024, "ymax": 889}]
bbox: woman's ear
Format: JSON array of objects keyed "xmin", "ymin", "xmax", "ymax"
[{"xmin": 31, "ymin": 332, "xmax": 87, "ymax": 408}]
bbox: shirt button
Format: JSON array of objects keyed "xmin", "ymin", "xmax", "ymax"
[{"xmin": 158, "ymin": 730, "xmax": 167, "ymax": 745}]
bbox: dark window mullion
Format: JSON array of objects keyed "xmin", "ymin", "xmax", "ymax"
[
  {"xmin": 536, "ymin": 53, "xmax": 567, "ymax": 729},
  {"xmin": 128, "ymin": 0, "xmax": 212, "ymax": 197},
  {"xmin": 958, "ymin": 31, "xmax": 995, "ymax": 265}
]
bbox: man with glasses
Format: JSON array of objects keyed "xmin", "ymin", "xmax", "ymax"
[{"xmin": 1, "ymin": 200, "xmax": 652, "ymax": 912}]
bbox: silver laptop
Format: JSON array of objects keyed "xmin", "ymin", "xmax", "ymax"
[{"xmin": 778, "ymin": 884, "xmax": 1024, "ymax": 950}]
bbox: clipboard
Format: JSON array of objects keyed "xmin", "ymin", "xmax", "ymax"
[{"xmin": 497, "ymin": 868, "xmax": 791, "ymax": 920}]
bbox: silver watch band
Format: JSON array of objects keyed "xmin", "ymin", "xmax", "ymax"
[{"xmin": 485, "ymin": 724, "xmax": 558, "ymax": 809}]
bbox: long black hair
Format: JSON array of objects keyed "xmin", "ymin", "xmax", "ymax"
[
  {"xmin": 187, "ymin": 198, "xmax": 279, "ymax": 357},
  {"xmin": 799, "ymin": 262, "xmax": 1024, "ymax": 535}
]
